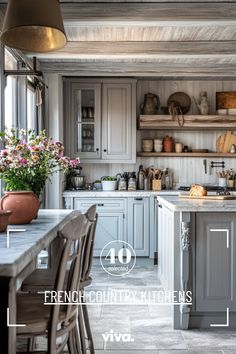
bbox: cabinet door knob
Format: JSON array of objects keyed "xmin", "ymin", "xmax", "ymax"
[
  {"xmin": 158, "ymin": 204, "xmax": 162, "ymax": 208},
  {"xmin": 103, "ymin": 149, "xmax": 107, "ymax": 152},
  {"xmin": 135, "ymin": 197, "xmax": 143, "ymax": 201}
]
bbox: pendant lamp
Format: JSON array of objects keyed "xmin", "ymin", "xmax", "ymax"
[{"xmin": 1, "ymin": 0, "xmax": 67, "ymax": 53}]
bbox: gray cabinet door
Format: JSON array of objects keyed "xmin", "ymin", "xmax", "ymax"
[
  {"xmin": 102, "ymin": 83, "xmax": 133, "ymax": 162},
  {"xmin": 196, "ymin": 213, "xmax": 236, "ymax": 312},
  {"xmin": 128, "ymin": 197, "xmax": 150, "ymax": 256},
  {"xmin": 94, "ymin": 212, "xmax": 125, "ymax": 257},
  {"xmin": 64, "ymin": 81, "xmax": 101, "ymax": 160}
]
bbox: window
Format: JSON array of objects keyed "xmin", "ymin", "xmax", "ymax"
[
  {"xmin": 27, "ymin": 83, "xmax": 37, "ymax": 131},
  {"xmin": 4, "ymin": 50, "xmax": 17, "ymax": 130}
]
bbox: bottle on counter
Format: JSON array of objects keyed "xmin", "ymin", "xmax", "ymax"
[
  {"xmin": 128, "ymin": 172, "xmax": 137, "ymax": 191},
  {"xmin": 164, "ymin": 168, "xmax": 173, "ymax": 190},
  {"xmin": 138, "ymin": 165, "xmax": 145, "ymax": 190}
]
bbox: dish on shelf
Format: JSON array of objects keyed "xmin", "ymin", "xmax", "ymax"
[{"xmin": 167, "ymin": 92, "xmax": 191, "ymax": 115}]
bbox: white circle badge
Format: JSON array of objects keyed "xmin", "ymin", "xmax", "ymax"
[{"xmin": 100, "ymin": 240, "xmax": 136, "ymax": 277}]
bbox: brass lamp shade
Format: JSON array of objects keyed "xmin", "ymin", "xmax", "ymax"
[{"xmin": 1, "ymin": 0, "xmax": 67, "ymax": 53}]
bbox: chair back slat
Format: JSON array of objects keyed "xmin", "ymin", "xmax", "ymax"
[
  {"xmin": 81, "ymin": 205, "xmax": 97, "ymax": 282},
  {"xmin": 48, "ymin": 213, "xmax": 90, "ymax": 354}
]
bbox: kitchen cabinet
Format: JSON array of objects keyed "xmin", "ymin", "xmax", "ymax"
[
  {"xmin": 72, "ymin": 197, "xmax": 127, "ymax": 257},
  {"xmin": 63, "ymin": 192, "xmax": 161, "ymax": 258},
  {"xmin": 64, "ymin": 81, "xmax": 101, "ymax": 160},
  {"xmin": 64, "ymin": 78, "xmax": 136, "ymax": 163},
  {"xmin": 157, "ymin": 202, "xmax": 174, "ymax": 292},
  {"xmin": 157, "ymin": 195, "xmax": 236, "ymax": 329},
  {"xmin": 196, "ymin": 213, "xmax": 236, "ymax": 312},
  {"xmin": 128, "ymin": 197, "xmax": 150, "ymax": 256},
  {"xmin": 102, "ymin": 83, "xmax": 134, "ymax": 161},
  {"xmin": 93, "ymin": 212, "xmax": 125, "ymax": 256}
]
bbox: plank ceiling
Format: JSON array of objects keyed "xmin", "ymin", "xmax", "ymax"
[{"xmin": 1, "ymin": 1, "xmax": 236, "ymax": 77}]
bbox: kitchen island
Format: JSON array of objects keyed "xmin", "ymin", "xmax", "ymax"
[{"xmin": 157, "ymin": 195, "xmax": 236, "ymax": 330}]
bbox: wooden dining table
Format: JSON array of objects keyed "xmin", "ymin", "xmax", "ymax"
[{"xmin": 0, "ymin": 209, "xmax": 78, "ymax": 354}]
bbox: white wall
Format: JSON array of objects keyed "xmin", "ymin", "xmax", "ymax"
[{"xmin": 44, "ymin": 74, "xmax": 65, "ymax": 208}]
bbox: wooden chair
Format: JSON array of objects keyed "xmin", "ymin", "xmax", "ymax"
[
  {"xmin": 17, "ymin": 212, "xmax": 91, "ymax": 354},
  {"xmin": 21, "ymin": 205, "xmax": 97, "ymax": 354}
]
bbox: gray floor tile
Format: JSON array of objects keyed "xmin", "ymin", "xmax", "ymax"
[
  {"xmin": 182, "ymin": 330, "xmax": 236, "ymax": 350},
  {"xmin": 101, "ymin": 304, "xmax": 149, "ymax": 317},
  {"xmin": 130, "ymin": 316, "xmax": 174, "ymax": 333},
  {"xmin": 95, "ymin": 351, "xmax": 159, "ymax": 353},
  {"xmin": 158, "ymin": 351, "xmax": 224, "ymax": 354},
  {"xmin": 87, "ymin": 304, "xmax": 102, "ymax": 318},
  {"xmin": 104, "ymin": 331, "xmax": 187, "ymax": 351},
  {"xmin": 91, "ymin": 315, "xmax": 130, "ymax": 334},
  {"xmin": 149, "ymin": 304, "xmax": 173, "ymax": 318}
]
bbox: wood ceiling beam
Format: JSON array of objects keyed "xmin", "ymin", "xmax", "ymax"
[
  {"xmin": 39, "ymin": 59, "xmax": 236, "ymax": 78},
  {"xmin": 61, "ymin": 3, "xmax": 236, "ymax": 22},
  {"xmin": 34, "ymin": 41, "xmax": 236, "ymax": 59}
]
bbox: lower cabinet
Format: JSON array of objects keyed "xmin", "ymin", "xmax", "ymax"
[
  {"xmin": 93, "ymin": 212, "xmax": 125, "ymax": 256},
  {"xmin": 128, "ymin": 197, "xmax": 150, "ymax": 256},
  {"xmin": 64, "ymin": 195, "xmax": 152, "ymax": 257},
  {"xmin": 196, "ymin": 213, "xmax": 236, "ymax": 312}
]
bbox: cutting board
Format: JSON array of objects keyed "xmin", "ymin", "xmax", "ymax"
[
  {"xmin": 216, "ymin": 131, "xmax": 236, "ymax": 153},
  {"xmin": 180, "ymin": 194, "xmax": 236, "ymax": 200}
]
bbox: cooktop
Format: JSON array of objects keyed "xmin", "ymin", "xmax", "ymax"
[{"xmin": 178, "ymin": 185, "xmax": 236, "ymax": 192}]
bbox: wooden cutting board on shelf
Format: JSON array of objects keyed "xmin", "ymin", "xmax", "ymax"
[
  {"xmin": 216, "ymin": 131, "xmax": 236, "ymax": 153},
  {"xmin": 180, "ymin": 194, "xmax": 236, "ymax": 200}
]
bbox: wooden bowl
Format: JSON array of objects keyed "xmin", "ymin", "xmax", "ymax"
[{"xmin": 0, "ymin": 210, "xmax": 12, "ymax": 232}]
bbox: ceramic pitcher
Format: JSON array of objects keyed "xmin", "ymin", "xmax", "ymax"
[{"xmin": 141, "ymin": 92, "xmax": 160, "ymax": 115}]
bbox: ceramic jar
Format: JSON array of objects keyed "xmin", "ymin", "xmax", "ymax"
[
  {"xmin": 154, "ymin": 139, "xmax": 163, "ymax": 152},
  {"xmin": 175, "ymin": 142, "xmax": 183, "ymax": 153},
  {"xmin": 163, "ymin": 136, "xmax": 174, "ymax": 153},
  {"xmin": 0, "ymin": 191, "xmax": 40, "ymax": 224},
  {"xmin": 218, "ymin": 178, "xmax": 227, "ymax": 188},
  {"xmin": 142, "ymin": 139, "xmax": 153, "ymax": 152}
]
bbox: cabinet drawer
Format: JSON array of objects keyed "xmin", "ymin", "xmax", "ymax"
[{"xmin": 74, "ymin": 198, "xmax": 126, "ymax": 213}]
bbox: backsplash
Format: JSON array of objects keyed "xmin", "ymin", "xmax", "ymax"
[{"xmin": 80, "ymin": 156, "xmax": 235, "ymax": 189}]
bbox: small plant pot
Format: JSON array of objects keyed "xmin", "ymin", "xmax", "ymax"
[
  {"xmin": 102, "ymin": 181, "xmax": 117, "ymax": 191},
  {"xmin": 94, "ymin": 182, "xmax": 102, "ymax": 190}
]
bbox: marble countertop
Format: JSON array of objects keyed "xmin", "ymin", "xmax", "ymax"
[
  {"xmin": 0, "ymin": 209, "xmax": 76, "ymax": 277},
  {"xmin": 63, "ymin": 190, "xmax": 180, "ymax": 197},
  {"xmin": 157, "ymin": 195, "xmax": 236, "ymax": 212}
]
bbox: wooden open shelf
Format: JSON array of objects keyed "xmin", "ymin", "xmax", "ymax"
[
  {"xmin": 137, "ymin": 152, "xmax": 236, "ymax": 158},
  {"xmin": 138, "ymin": 115, "xmax": 236, "ymax": 130}
]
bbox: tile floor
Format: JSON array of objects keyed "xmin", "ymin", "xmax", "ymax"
[
  {"xmin": 87, "ymin": 259, "xmax": 236, "ymax": 354},
  {"xmin": 17, "ymin": 259, "xmax": 236, "ymax": 354}
]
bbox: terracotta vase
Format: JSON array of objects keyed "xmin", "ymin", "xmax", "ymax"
[
  {"xmin": 0, "ymin": 191, "xmax": 40, "ymax": 224},
  {"xmin": 0, "ymin": 210, "xmax": 12, "ymax": 232},
  {"xmin": 163, "ymin": 136, "xmax": 174, "ymax": 153}
]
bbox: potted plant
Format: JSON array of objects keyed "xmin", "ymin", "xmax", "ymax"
[
  {"xmin": 0, "ymin": 129, "xmax": 76, "ymax": 224},
  {"xmin": 101, "ymin": 176, "xmax": 117, "ymax": 191},
  {"xmin": 94, "ymin": 180, "xmax": 102, "ymax": 190}
]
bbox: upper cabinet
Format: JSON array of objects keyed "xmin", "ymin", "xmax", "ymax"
[
  {"xmin": 64, "ymin": 78, "xmax": 136, "ymax": 163},
  {"xmin": 64, "ymin": 82, "xmax": 102, "ymax": 160}
]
